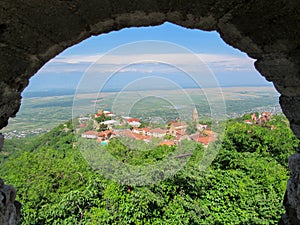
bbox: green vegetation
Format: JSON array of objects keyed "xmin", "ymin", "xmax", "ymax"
[
  {"xmin": 186, "ymin": 121, "xmax": 198, "ymax": 135},
  {"xmin": 2, "ymin": 86, "xmax": 280, "ymax": 135},
  {"xmin": 0, "ymin": 114, "xmax": 297, "ymax": 224},
  {"xmin": 4, "ymin": 96, "xmax": 74, "ymax": 132},
  {"xmin": 97, "ymin": 124, "xmax": 108, "ymax": 132},
  {"xmin": 95, "ymin": 114, "xmax": 109, "ymax": 123}
]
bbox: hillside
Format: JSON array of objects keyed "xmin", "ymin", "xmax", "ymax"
[
  {"xmin": 0, "ymin": 114, "xmax": 298, "ymax": 225},
  {"xmin": 2, "ymin": 86, "xmax": 280, "ymax": 138}
]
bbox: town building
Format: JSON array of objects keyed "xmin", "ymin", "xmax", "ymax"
[
  {"xmin": 168, "ymin": 121, "xmax": 187, "ymax": 136},
  {"xmin": 192, "ymin": 107, "xmax": 199, "ymax": 122},
  {"xmin": 120, "ymin": 130, "xmax": 151, "ymax": 142},
  {"xmin": 190, "ymin": 133, "xmax": 216, "ymax": 147},
  {"xmin": 150, "ymin": 128, "xmax": 167, "ymax": 138},
  {"xmin": 197, "ymin": 124, "xmax": 207, "ymax": 131},
  {"xmin": 132, "ymin": 127, "xmax": 151, "ymax": 136},
  {"xmin": 97, "ymin": 130, "xmax": 112, "ymax": 141},
  {"xmin": 100, "ymin": 120, "xmax": 119, "ymax": 126},
  {"xmin": 80, "ymin": 108, "xmax": 215, "ymax": 148},
  {"xmin": 81, "ymin": 131, "xmax": 98, "ymax": 139},
  {"xmin": 127, "ymin": 118, "xmax": 141, "ymax": 127}
]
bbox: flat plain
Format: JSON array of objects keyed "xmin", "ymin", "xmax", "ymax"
[{"xmin": 2, "ymin": 86, "xmax": 281, "ymax": 136}]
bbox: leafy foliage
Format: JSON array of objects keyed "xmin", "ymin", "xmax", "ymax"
[
  {"xmin": 97, "ymin": 124, "xmax": 108, "ymax": 132},
  {"xmin": 0, "ymin": 115, "xmax": 296, "ymax": 224},
  {"xmin": 186, "ymin": 121, "xmax": 198, "ymax": 135},
  {"xmin": 95, "ymin": 114, "xmax": 109, "ymax": 123},
  {"xmin": 219, "ymin": 115, "xmax": 298, "ymax": 166}
]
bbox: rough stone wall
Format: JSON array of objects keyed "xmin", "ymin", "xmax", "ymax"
[
  {"xmin": 0, "ymin": 0, "xmax": 299, "ymax": 224},
  {"xmin": 0, "ymin": 179, "xmax": 20, "ymax": 225},
  {"xmin": 279, "ymin": 152, "xmax": 300, "ymax": 225}
]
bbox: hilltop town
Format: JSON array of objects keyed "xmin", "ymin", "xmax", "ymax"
[
  {"xmin": 77, "ymin": 108, "xmax": 217, "ymax": 147},
  {"xmin": 244, "ymin": 111, "xmax": 272, "ymax": 126}
]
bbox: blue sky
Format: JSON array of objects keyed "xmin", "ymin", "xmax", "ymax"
[
  {"xmin": 26, "ymin": 22, "xmax": 272, "ymax": 94},
  {"xmin": 61, "ymin": 22, "xmax": 236, "ymax": 55}
]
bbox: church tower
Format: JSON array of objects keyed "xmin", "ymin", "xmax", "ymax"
[{"xmin": 192, "ymin": 107, "xmax": 199, "ymax": 122}]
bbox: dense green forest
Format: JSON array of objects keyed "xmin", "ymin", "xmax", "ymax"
[{"xmin": 0, "ymin": 114, "xmax": 298, "ymax": 224}]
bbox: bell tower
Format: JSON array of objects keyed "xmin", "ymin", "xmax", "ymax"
[{"xmin": 192, "ymin": 107, "xmax": 199, "ymax": 122}]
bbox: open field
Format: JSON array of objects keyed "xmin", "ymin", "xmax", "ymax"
[{"xmin": 2, "ymin": 86, "xmax": 281, "ymax": 137}]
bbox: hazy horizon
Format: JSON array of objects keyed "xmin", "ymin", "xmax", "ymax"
[{"xmin": 23, "ymin": 22, "xmax": 274, "ymax": 98}]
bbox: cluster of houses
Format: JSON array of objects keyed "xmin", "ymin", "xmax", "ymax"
[
  {"xmin": 79, "ymin": 108, "xmax": 217, "ymax": 147},
  {"xmin": 244, "ymin": 112, "xmax": 272, "ymax": 126}
]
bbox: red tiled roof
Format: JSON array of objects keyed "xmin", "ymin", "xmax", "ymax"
[
  {"xmin": 127, "ymin": 118, "xmax": 140, "ymax": 123},
  {"xmin": 170, "ymin": 121, "xmax": 187, "ymax": 128},
  {"xmin": 134, "ymin": 127, "xmax": 150, "ymax": 132},
  {"xmin": 191, "ymin": 135, "xmax": 216, "ymax": 145},
  {"xmin": 133, "ymin": 133, "xmax": 150, "ymax": 141},
  {"xmin": 120, "ymin": 130, "xmax": 150, "ymax": 141},
  {"xmin": 83, "ymin": 131, "xmax": 98, "ymax": 136},
  {"xmin": 98, "ymin": 130, "xmax": 111, "ymax": 137},
  {"xmin": 244, "ymin": 120, "xmax": 252, "ymax": 124},
  {"xmin": 203, "ymin": 130, "xmax": 216, "ymax": 136},
  {"xmin": 160, "ymin": 140, "xmax": 175, "ymax": 146},
  {"xmin": 79, "ymin": 123, "xmax": 86, "ymax": 128},
  {"xmin": 197, "ymin": 136, "xmax": 212, "ymax": 145},
  {"xmin": 150, "ymin": 128, "xmax": 167, "ymax": 134},
  {"xmin": 175, "ymin": 135, "xmax": 182, "ymax": 140},
  {"xmin": 262, "ymin": 112, "xmax": 271, "ymax": 116},
  {"xmin": 176, "ymin": 130, "xmax": 186, "ymax": 136},
  {"xmin": 120, "ymin": 130, "xmax": 133, "ymax": 138}
]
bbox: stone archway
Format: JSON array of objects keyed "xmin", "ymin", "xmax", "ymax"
[{"xmin": 0, "ymin": 1, "xmax": 299, "ymax": 224}]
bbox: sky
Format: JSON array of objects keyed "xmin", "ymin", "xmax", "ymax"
[{"xmin": 25, "ymin": 22, "xmax": 272, "ymax": 96}]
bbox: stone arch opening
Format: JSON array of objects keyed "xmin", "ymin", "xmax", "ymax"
[
  {"xmin": 11, "ymin": 21, "xmax": 279, "ymax": 134},
  {"xmin": 0, "ymin": 1, "xmax": 299, "ymax": 224}
]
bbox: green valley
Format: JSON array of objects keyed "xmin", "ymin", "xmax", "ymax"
[{"xmin": 3, "ymin": 86, "xmax": 280, "ymax": 139}]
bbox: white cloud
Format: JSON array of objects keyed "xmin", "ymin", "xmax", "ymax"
[{"xmin": 39, "ymin": 53, "xmax": 256, "ymax": 74}]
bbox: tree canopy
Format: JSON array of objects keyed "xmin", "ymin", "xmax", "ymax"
[{"xmin": 0, "ymin": 114, "xmax": 297, "ymax": 224}]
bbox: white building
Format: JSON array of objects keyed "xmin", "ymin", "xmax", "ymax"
[
  {"xmin": 150, "ymin": 128, "xmax": 167, "ymax": 138},
  {"xmin": 128, "ymin": 121, "xmax": 141, "ymax": 127},
  {"xmin": 100, "ymin": 120, "xmax": 119, "ymax": 126},
  {"xmin": 81, "ymin": 131, "xmax": 98, "ymax": 139}
]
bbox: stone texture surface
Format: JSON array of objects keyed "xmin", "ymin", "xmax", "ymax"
[
  {"xmin": 0, "ymin": 0, "xmax": 299, "ymax": 224},
  {"xmin": 0, "ymin": 134, "xmax": 3, "ymax": 150},
  {"xmin": 0, "ymin": 179, "xmax": 20, "ymax": 225},
  {"xmin": 280, "ymin": 152, "xmax": 300, "ymax": 225}
]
